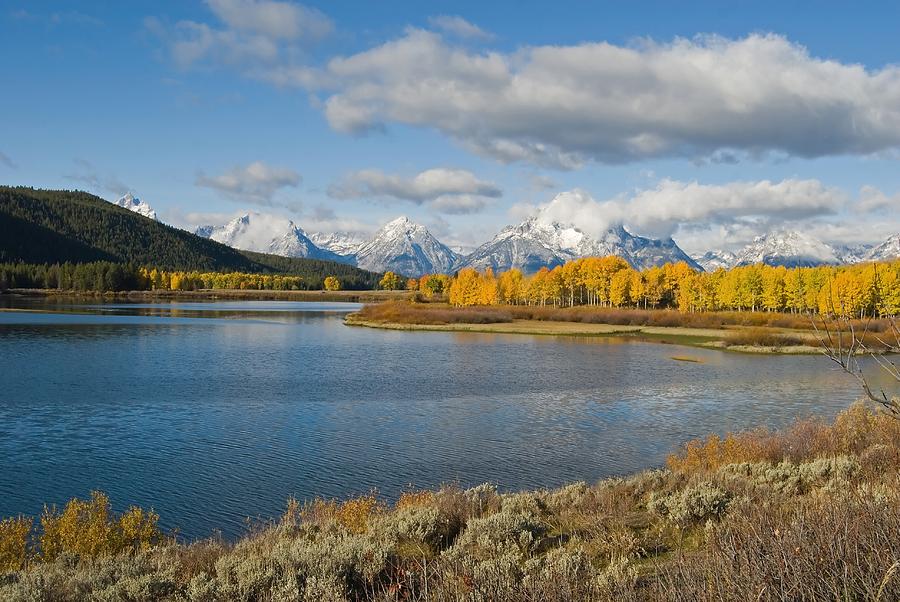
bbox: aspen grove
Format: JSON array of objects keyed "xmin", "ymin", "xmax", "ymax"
[{"xmin": 417, "ymin": 257, "xmax": 900, "ymax": 317}]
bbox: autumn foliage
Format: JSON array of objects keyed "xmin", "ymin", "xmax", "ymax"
[
  {"xmin": 3, "ymin": 404, "xmax": 900, "ymax": 600},
  {"xmin": 138, "ymin": 267, "xmax": 306, "ymax": 291},
  {"xmin": 0, "ymin": 491, "xmax": 162, "ymax": 571},
  {"xmin": 430, "ymin": 257, "xmax": 900, "ymax": 317}
]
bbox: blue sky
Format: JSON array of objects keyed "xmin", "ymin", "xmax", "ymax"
[{"xmin": 2, "ymin": 0, "xmax": 900, "ymax": 252}]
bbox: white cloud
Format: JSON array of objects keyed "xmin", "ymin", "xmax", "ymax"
[
  {"xmin": 196, "ymin": 161, "xmax": 301, "ymax": 206},
  {"xmin": 206, "ymin": 0, "xmax": 332, "ymax": 41},
  {"xmin": 328, "ymin": 167, "xmax": 501, "ymax": 213},
  {"xmin": 521, "ymin": 178, "xmax": 900, "ymax": 254},
  {"xmin": 858, "ymin": 185, "xmax": 900, "ymax": 213},
  {"xmin": 309, "ymin": 31, "xmax": 900, "ymax": 167},
  {"xmin": 148, "ymin": 0, "xmax": 331, "ymax": 70},
  {"xmin": 535, "ymin": 179, "xmax": 846, "ymax": 240},
  {"xmin": 427, "ymin": 15, "xmax": 493, "ymax": 40}
]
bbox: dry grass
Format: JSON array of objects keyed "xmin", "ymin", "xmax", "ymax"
[
  {"xmin": 356, "ymin": 301, "xmax": 895, "ymax": 335},
  {"xmin": 722, "ymin": 327, "xmax": 809, "ymax": 348},
  {"xmin": 3, "ymin": 403, "xmax": 900, "ymax": 600},
  {"xmin": 355, "ymin": 301, "xmax": 514, "ymax": 325}
]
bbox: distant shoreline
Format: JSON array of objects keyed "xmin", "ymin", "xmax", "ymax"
[
  {"xmin": 344, "ymin": 313, "xmax": 826, "ymax": 355},
  {"xmin": 1, "ymin": 288, "xmax": 411, "ymax": 304}
]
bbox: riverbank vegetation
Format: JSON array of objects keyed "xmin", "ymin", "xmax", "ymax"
[
  {"xmin": 0, "ymin": 262, "xmax": 380, "ymax": 292},
  {"xmin": 1, "ymin": 402, "xmax": 899, "ymax": 600},
  {"xmin": 410, "ymin": 258, "xmax": 900, "ymax": 318},
  {"xmin": 350, "ymin": 301, "xmax": 897, "ymax": 352}
]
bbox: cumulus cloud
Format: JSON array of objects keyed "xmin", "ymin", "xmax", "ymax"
[
  {"xmin": 427, "ymin": 15, "xmax": 493, "ymax": 40},
  {"xmin": 206, "ymin": 0, "xmax": 332, "ymax": 40},
  {"xmin": 328, "ymin": 167, "xmax": 501, "ymax": 213},
  {"xmin": 196, "ymin": 161, "xmax": 301, "ymax": 206},
  {"xmin": 308, "ymin": 31, "xmax": 900, "ymax": 167},
  {"xmin": 858, "ymin": 185, "xmax": 900, "ymax": 213},
  {"xmin": 535, "ymin": 179, "xmax": 846, "ymax": 240},
  {"xmin": 147, "ymin": 0, "xmax": 331, "ymax": 70}
]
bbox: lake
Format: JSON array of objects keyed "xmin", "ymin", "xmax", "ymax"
[{"xmin": 0, "ymin": 298, "xmax": 872, "ymax": 539}]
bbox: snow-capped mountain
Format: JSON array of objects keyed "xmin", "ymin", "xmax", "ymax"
[
  {"xmin": 456, "ymin": 217, "xmax": 700, "ymax": 273},
  {"xmin": 863, "ymin": 233, "xmax": 900, "ymax": 262},
  {"xmin": 309, "ymin": 231, "xmax": 366, "ymax": 256},
  {"xmin": 195, "ymin": 213, "xmax": 349, "ymax": 262},
  {"xmin": 354, "ymin": 216, "xmax": 458, "ymax": 277},
  {"xmin": 692, "ymin": 250, "xmax": 738, "ymax": 272},
  {"xmin": 694, "ymin": 231, "xmax": 899, "ymax": 270},
  {"xmin": 832, "ymin": 243, "xmax": 872, "ymax": 264},
  {"xmin": 732, "ymin": 230, "xmax": 840, "ymax": 268},
  {"xmin": 113, "ymin": 193, "xmax": 157, "ymax": 220},
  {"xmin": 189, "ymin": 209, "xmax": 899, "ymax": 278}
]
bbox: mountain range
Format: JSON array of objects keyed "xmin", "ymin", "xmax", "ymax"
[
  {"xmin": 194, "ymin": 213, "xmax": 347, "ymax": 263},
  {"xmin": 111, "ymin": 194, "xmax": 900, "ymax": 277},
  {"xmin": 456, "ymin": 217, "xmax": 701, "ymax": 273},
  {"xmin": 692, "ymin": 230, "xmax": 900, "ymax": 271},
  {"xmin": 0, "ymin": 187, "xmax": 382, "ymax": 289}
]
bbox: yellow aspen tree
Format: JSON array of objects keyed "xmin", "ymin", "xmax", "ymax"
[
  {"xmin": 609, "ymin": 269, "xmax": 633, "ymax": 307},
  {"xmin": 448, "ymin": 268, "xmax": 482, "ymax": 306},
  {"xmin": 479, "ymin": 268, "xmax": 500, "ymax": 305}
]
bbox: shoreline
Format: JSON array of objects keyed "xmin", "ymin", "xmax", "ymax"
[
  {"xmin": 344, "ymin": 313, "xmax": 826, "ymax": 354},
  {"xmin": 1, "ymin": 288, "xmax": 411, "ymax": 304},
  {"xmin": 2, "ymin": 403, "xmax": 897, "ymax": 600}
]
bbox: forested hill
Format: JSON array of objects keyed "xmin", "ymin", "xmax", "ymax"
[{"xmin": 0, "ymin": 186, "xmax": 381, "ymax": 288}]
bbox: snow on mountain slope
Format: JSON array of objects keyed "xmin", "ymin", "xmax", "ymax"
[
  {"xmin": 732, "ymin": 230, "xmax": 840, "ymax": 268},
  {"xmin": 863, "ymin": 233, "xmax": 900, "ymax": 262},
  {"xmin": 833, "ymin": 243, "xmax": 871, "ymax": 264},
  {"xmin": 456, "ymin": 216, "xmax": 700, "ymax": 273},
  {"xmin": 194, "ymin": 213, "xmax": 349, "ymax": 262},
  {"xmin": 113, "ymin": 193, "xmax": 157, "ymax": 220},
  {"xmin": 692, "ymin": 250, "xmax": 738, "ymax": 271},
  {"xmin": 309, "ymin": 231, "xmax": 366, "ymax": 256},
  {"xmin": 353, "ymin": 216, "xmax": 458, "ymax": 277}
]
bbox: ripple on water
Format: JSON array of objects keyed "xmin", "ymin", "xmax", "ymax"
[{"xmin": 0, "ymin": 300, "xmax": 878, "ymax": 539}]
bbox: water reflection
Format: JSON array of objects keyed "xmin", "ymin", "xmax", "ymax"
[{"xmin": 0, "ymin": 298, "xmax": 889, "ymax": 539}]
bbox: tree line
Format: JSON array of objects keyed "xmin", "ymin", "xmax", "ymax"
[
  {"xmin": 0, "ymin": 262, "xmax": 355, "ymax": 292},
  {"xmin": 409, "ymin": 257, "xmax": 900, "ymax": 317},
  {"xmin": 1, "ymin": 187, "xmax": 383, "ymax": 289}
]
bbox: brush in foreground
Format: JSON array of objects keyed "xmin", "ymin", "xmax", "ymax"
[{"xmin": 1, "ymin": 403, "xmax": 900, "ymax": 600}]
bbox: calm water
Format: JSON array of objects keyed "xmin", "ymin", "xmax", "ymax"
[{"xmin": 0, "ymin": 298, "xmax": 874, "ymax": 539}]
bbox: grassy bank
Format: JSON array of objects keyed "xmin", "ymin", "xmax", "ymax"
[
  {"xmin": 3, "ymin": 288, "xmax": 412, "ymax": 304},
  {"xmin": 1, "ymin": 403, "xmax": 899, "ymax": 600},
  {"xmin": 346, "ymin": 302, "xmax": 860, "ymax": 353}
]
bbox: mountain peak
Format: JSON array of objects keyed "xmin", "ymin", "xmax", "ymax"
[
  {"xmin": 379, "ymin": 215, "xmax": 428, "ymax": 237},
  {"xmin": 113, "ymin": 193, "xmax": 157, "ymax": 221},
  {"xmin": 733, "ymin": 229, "xmax": 839, "ymax": 268},
  {"xmin": 194, "ymin": 212, "xmax": 348, "ymax": 263},
  {"xmin": 863, "ymin": 232, "xmax": 900, "ymax": 262},
  {"xmin": 458, "ymin": 215, "xmax": 699, "ymax": 273},
  {"xmin": 355, "ymin": 217, "xmax": 457, "ymax": 277},
  {"xmin": 385, "ymin": 215, "xmax": 412, "ymax": 226}
]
